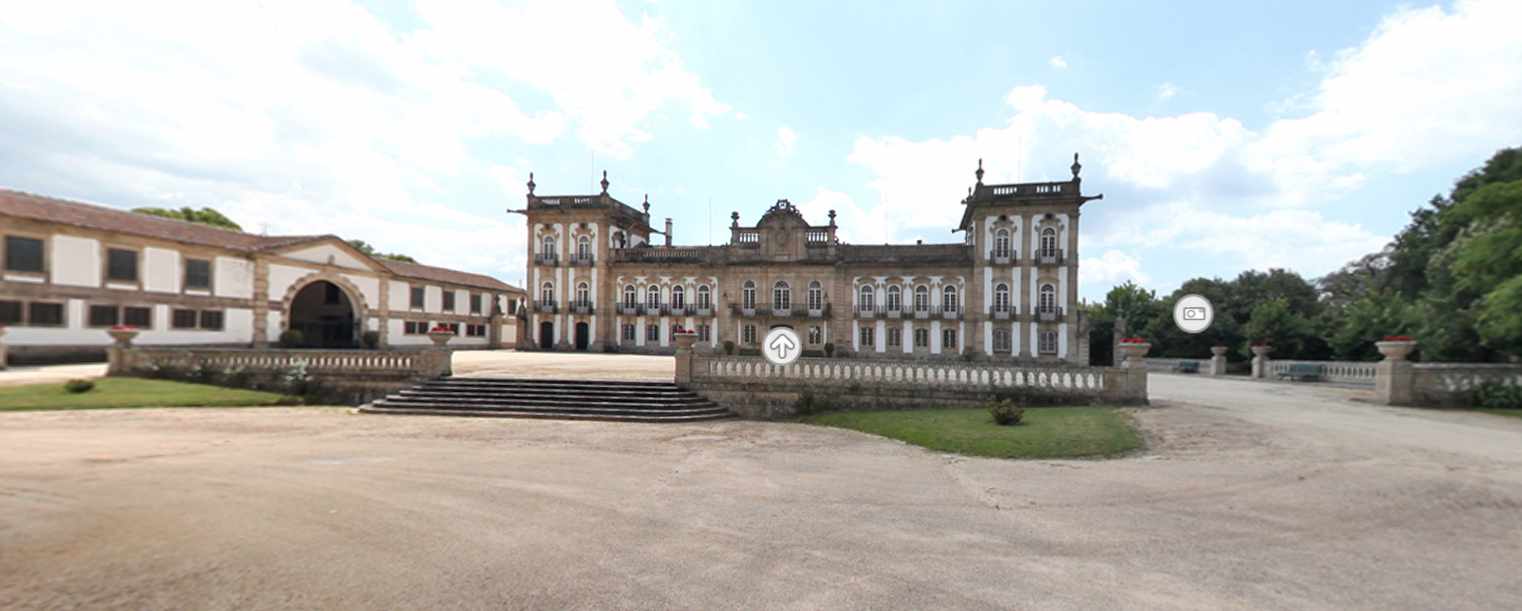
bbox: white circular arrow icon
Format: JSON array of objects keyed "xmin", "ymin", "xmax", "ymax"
[{"xmin": 763, "ymin": 327, "xmax": 801, "ymax": 366}]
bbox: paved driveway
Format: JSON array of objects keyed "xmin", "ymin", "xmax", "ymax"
[{"xmin": 1, "ymin": 364, "xmax": 1519, "ymax": 610}]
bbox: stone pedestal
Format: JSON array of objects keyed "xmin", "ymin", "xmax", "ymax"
[
  {"xmin": 1251, "ymin": 345, "xmax": 1272, "ymax": 379},
  {"xmin": 1118, "ymin": 342, "xmax": 1151, "ymax": 402},
  {"xmin": 1375, "ymin": 341, "xmax": 1417, "ymax": 406},
  {"xmin": 0, "ymin": 326, "xmax": 8, "ymax": 370},
  {"xmin": 1210, "ymin": 346, "xmax": 1228, "ymax": 376},
  {"xmin": 673, "ymin": 332, "xmax": 698, "ymax": 386}
]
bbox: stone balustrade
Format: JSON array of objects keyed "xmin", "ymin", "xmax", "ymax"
[
  {"xmin": 1265, "ymin": 360, "xmax": 1378, "ymax": 385},
  {"xmin": 107, "ymin": 345, "xmax": 452, "ymax": 404}
]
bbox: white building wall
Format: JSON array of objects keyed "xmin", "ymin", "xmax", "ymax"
[
  {"xmin": 267, "ymin": 264, "xmax": 311, "ymax": 301},
  {"xmin": 281, "ymin": 243, "xmax": 372, "ymax": 270},
  {"xmin": 143, "ymin": 247, "xmax": 179, "ymax": 293},
  {"xmin": 424, "ymin": 285, "xmax": 441, "ymax": 314},
  {"xmin": 341, "ymin": 273, "xmax": 381, "ymax": 310},
  {"xmin": 216, "ymin": 257, "xmax": 254, "ymax": 299},
  {"xmin": 389, "ymin": 281, "xmax": 410, "ymax": 311},
  {"xmin": 51, "ymin": 235, "xmax": 99, "ymax": 287}
]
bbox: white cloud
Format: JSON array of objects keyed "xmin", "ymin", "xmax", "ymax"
[
  {"xmin": 1080, "ymin": 250, "xmax": 1151, "ymax": 286},
  {"xmin": 797, "ymin": 187, "xmax": 881, "ymax": 245},
  {"xmin": 776, "ymin": 125, "xmax": 797, "ymax": 156},
  {"xmin": 1157, "ymin": 81, "xmax": 1178, "ymax": 100},
  {"xmin": 1050, "ymin": 56, "xmax": 1067, "ymax": 69}
]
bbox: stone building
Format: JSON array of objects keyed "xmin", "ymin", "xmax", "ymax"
[
  {"xmin": 0, "ymin": 188, "xmax": 522, "ymax": 363},
  {"xmin": 514, "ymin": 155, "xmax": 1101, "ymax": 364}
]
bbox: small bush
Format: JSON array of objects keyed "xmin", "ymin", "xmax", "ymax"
[
  {"xmin": 824, "ymin": 342, "xmax": 835, "ymax": 357},
  {"xmin": 1472, "ymin": 383, "xmax": 1522, "ymax": 409},
  {"xmin": 986, "ymin": 395, "xmax": 1025, "ymax": 426},
  {"xmin": 796, "ymin": 390, "xmax": 834, "ymax": 416},
  {"xmin": 361, "ymin": 330, "xmax": 381, "ymax": 349},
  {"xmin": 279, "ymin": 329, "xmax": 305, "ymax": 348},
  {"xmin": 722, "ymin": 340, "xmax": 735, "ymax": 355},
  {"xmin": 988, "ymin": 385, "xmax": 1065, "ymax": 407},
  {"xmin": 64, "ymin": 379, "xmax": 96, "ymax": 394}
]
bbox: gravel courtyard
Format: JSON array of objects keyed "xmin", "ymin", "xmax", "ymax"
[{"xmin": 1, "ymin": 352, "xmax": 1519, "ymax": 610}]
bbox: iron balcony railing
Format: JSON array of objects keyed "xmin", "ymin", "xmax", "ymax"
[
  {"xmin": 534, "ymin": 253, "xmax": 559, "ymax": 267},
  {"xmin": 569, "ymin": 253, "xmax": 595, "ymax": 266},
  {"xmin": 1036, "ymin": 248, "xmax": 1064, "ymax": 265},
  {"xmin": 992, "ymin": 306, "xmax": 1015, "ymax": 320},
  {"xmin": 569, "ymin": 300, "xmax": 594, "ymax": 314},
  {"xmin": 991, "ymin": 249, "xmax": 1015, "ymax": 265},
  {"xmin": 533, "ymin": 299, "xmax": 558, "ymax": 314},
  {"xmin": 1038, "ymin": 306, "xmax": 1065, "ymax": 322},
  {"xmin": 730, "ymin": 302, "xmax": 831, "ymax": 318}
]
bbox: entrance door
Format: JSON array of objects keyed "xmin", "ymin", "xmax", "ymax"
[
  {"xmin": 574, "ymin": 322, "xmax": 589, "ymax": 351},
  {"xmin": 539, "ymin": 322, "xmax": 554, "ymax": 350}
]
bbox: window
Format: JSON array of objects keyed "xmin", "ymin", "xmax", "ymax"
[
  {"xmin": 808, "ymin": 281, "xmax": 823, "ymax": 311},
  {"xmin": 30, "ymin": 302, "xmax": 64, "ymax": 326},
  {"xmin": 0, "ymin": 300, "xmax": 22, "ymax": 325},
  {"xmin": 1041, "ymin": 227, "xmax": 1057, "ymax": 253},
  {"xmin": 646, "ymin": 285, "xmax": 661, "ymax": 309},
  {"xmin": 887, "ymin": 327, "xmax": 902, "ymax": 347},
  {"xmin": 184, "ymin": 258, "xmax": 212, "ymax": 289},
  {"xmin": 994, "ymin": 284, "xmax": 1010, "ymax": 312},
  {"xmin": 443, "ymin": 290, "xmax": 456, "ymax": 311},
  {"xmin": 773, "ymin": 281, "xmax": 791, "ymax": 310},
  {"xmin": 411, "ymin": 286, "xmax": 425, "ymax": 309},
  {"xmin": 672, "ymin": 285, "xmax": 685, "ymax": 309},
  {"xmin": 467, "ymin": 324, "xmax": 487, "ymax": 337},
  {"xmin": 541, "ymin": 282, "xmax": 555, "ymax": 304},
  {"xmin": 172, "ymin": 308, "xmax": 198, "ymax": 329},
  {"xmin": 646, "ymin": 324, "xmax": 660, "ymax": 342},
  {"xmin": 576, "ymin": 282, "xmax": 590, "ymax": 305},
  {"xmin": 470, "ymin": 293, "xmax": 482, "ymax": 315},
  {"xmin": 124, "ymin": 307, "xmax": 151, "ymax": 328},
  {"xmin": 994, "ymin": 228, "xmax": 1011, "ymax": 257},
  {"xmin": 106, "ymin": 248, "xmax": 138, "ymax": 282},
  {"xmin": 742, "ymin": 324, "xmax": 757, "ymax": 344},
  {"xmin": 89, "ymin": 305, "xmax": 119, "ymax": 327},
  {"xmin": 741, "ymin": 281, "xmax": 756, "ymax": 309},
  {"xmin": 622, "ymin": 323, "xmax": 636, "ymax": 342},
  {"xmin": 942, "ymin": 329, "xmax": 958, "ymax": 350},
  {"xmin": 623, "ymin": 285, "xmax": 637, "ymax": 308},
  {"xmin": 438, "ymin": 322, "xmax": 459, "ymax": 335},
  {"xmin": 507, "ymin": 299, "xmax": 518, "ymax": 315},
  {"xmin": 859, "ymin": 326, "xmax": 875, "ymax": 349},
  {"xmin": 4, "ymin": 236, "xmax": 44, "ymax": 273},
  {"xmin": 200, "ymin": 310, "xmax": 224, "ymax": 331},
  {"xmin": 1039, "ymin": 284, "xmax": 1056, "ymax": 313},
  {"xmin": 541, "ymin": 235, "xmax": 556, "ymax": 258},
  {"xmin": 914, "ymin": 328, "xmax": 929, "ymax": 348},
  {"xmin": 670, "ymin": 324, "xmax": 682, "ymax": 338},
  {"xmin": 1039, "ymin": 330, "xmax": 1058, "ymax": 354},
  {"xmin": 914, "ymin": 285, "xmax": 929, "ymax": 311},
  {"xmin": 697, "ymin": 325, "xmax": 710, "ymax": 342},
  {"xmin": 942, "ymin": 285, "xmax": 959, "ymax": 312},
  {"xmin": 405, "ymin": 321, "xmax": 428, "ymax": 334},
  {"xmin": 994, "ymin": 329, "xmax": 1012, "ymax": 352},
  {"xmin": 808, "ymin": 326, "xmax": 821, "ymax": 345},
  {"xmin": 577, "ymin": 235, "xmax": 591, "ymax": 259},
  {"xmin": 886, "ymin": 285, "xmax": 901, "ymax": 311},
  {"xmin": 697, "ymin": 285, "xmax": 711, "ymax": 309},
  {"xmin": 858, "ymin": 285, "xmax": 874, "ymax": 310}
]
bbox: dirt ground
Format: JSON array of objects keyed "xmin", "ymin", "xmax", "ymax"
[{"xmin": 1, "ymin": 352, "xmax": 1520, "ymax": 610}]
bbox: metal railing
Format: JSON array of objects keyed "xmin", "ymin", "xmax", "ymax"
[
  {"xmin": 730, "ymin": 302, "xmax": 831, "ymax": 318},
  {"xmin": 1037, "ymin": 307, "xmax": 1064, "ymax": 322},
  {"xmin": 569, "ymin": 254, "xmax": 595, "ymax": 266},
  {"xmin": 534, "ymin": 253, "xmax": 559, "ymax": 267},
  {"xmin": 569, "ymin": 300, "xmax": 594, "ymax": 314},
  {"xmin": 1036, "ymin": 249, "xmax": 1064, "ymax": 265},
  {"xmin": 533, "ymin": 299, "xmax": 558, "ymax": 313}
]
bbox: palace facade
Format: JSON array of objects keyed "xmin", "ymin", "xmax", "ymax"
[{"xmin": 515, "ymin": 155, "xmax": 1101, "ymax": 364}]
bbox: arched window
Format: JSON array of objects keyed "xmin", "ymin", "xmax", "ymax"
[
  {"xmin": 994, "ymin": 283, "xmax": 1010, "ymax": 312},
  {"xmin": 995, "ymin": 228, "xmax": 1011, "ymax": 257},
  {"xmin": 672, "ymin": 285, "xmax": 686, "ymax": 309},
  {"xmin": 774, "ymin": 280, "xmax": 791, "ymax": 310},
  {"xmin": 886, "ymin": 285, "xmax": 902, "ymax": 311},
  {"xmin": 1039, "ymin": 284, "xmax": 1056, "ymax": 312},
  {"xmin": 540, "ymin": 282, "xmax": 555, "ymax": 304},
  {"xmin": 1041, "ymin": 227, "xmax": 1057, "ymax": 254},
  {"xmin": 646, "ymin": 285, "xmax": 661, "ymax": 309},
  {"xmin": 697, "ymin": 285, "xmax": 711, "ymax": 309},
  {"xmin": 914, "ymin": 285, "xmax": 929, "ymax": 311},
  {"xmin": 808, "ymin": 281, "xmax": 823, "ymax": 311},
  {"xmin": 623, "ymin": 284, "xmax": 636, "ymax": 308},
  {"xmin": 575, "ymin": 282, "xmax": 589, "ymax": 305},
  {"xmin": 541, "ymin": 235, "xmax": 556, "ymax": 257},
  {"xmin": 859, "ymin": 285, "xmax": 874, "ymax": 311},
  {"xmin": 742, "ymin": 280, "xmax": 756, "ymax": 309},
  {"xmin": 576, "ymin": 235, "xmax": 591, "ymax": 260},
  {"xmin": 942, "ymin": 285, "xmax": 958, "ymax": 312}
]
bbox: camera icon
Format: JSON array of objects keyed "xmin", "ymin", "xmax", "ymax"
[
  {"xmin": 1173, "ymin": 295, "xmax": 1214, "ymax": 333},
  {"xmin": 1182, "ymin": 307, "xmax": 1206, "ymax": 321}
]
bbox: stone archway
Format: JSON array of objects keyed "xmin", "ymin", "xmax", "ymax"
[{"xmin": 288, "ymin": 280, "xmax": 359, "ymax": 349}]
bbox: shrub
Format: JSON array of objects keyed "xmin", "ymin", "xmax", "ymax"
[
  {"xmin": 187, "ymin": 362, "xmax": 219, "ymax": 384},
  {"xmin": 722, "ymin": 340, "xmax": 735, "ymax": 355},
  {"xmin": 986, "ymin": 395, "xmax": 1025, "ymax": 425},
  {"xmin": 279, "ymin": 329, "xmax": 305, "ymax": 348},
  {"xmin": 1471, "ymin": 383, "xmax": 1522, "ymax": 409},
  {"xmin": 796, "ymin": 390, "xmax": 833, "ymax": 416},
  {"xmin": 824, "ymin": 342, "xmax": 836, "ymax": 357},
  {"xmin": 361, "ymin": 330, "xmax": 381, "ymax": 349},
  {"xmin": 64, "ymin": 379, "xmax": 96, "ymax": 394},
  {"xmin": 988, "ymin": 385, "xmax": 1063, "ymax": 407}
]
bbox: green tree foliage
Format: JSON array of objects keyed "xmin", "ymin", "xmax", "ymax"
[
  {"xmin": 132, "ymin": 206, "xmax": 243, "ymax": 231},
  {"xmin": 347, "ymin": 239, "xmax": 419, "ymax": 264}
]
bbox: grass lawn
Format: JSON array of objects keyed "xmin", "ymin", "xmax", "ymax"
[
  {"xmin": 1472, "ymin": 408, "xmax": 1522, "ymax": 419},
  {"xmin": 801, "ymin": 406, "xmax": 1143, "ymax": 459},
  {"xmin": 0, "ymin": 378, "xmax": 287, "ymax": 412}
]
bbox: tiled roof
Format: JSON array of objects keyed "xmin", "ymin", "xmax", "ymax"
[
  {"xmin": 378, "ymin": 259, "xmax": 520, "ymax": 292},
  {"xmin": 0, "ymin": 186, "xmax": 521, "ymax": 294}
]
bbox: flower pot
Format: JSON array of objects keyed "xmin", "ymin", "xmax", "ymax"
[
  {"xmin": 107, "ymin": 328, "xmax": 140, "ymax": 346},
  {"xmin": 1251, "ymin": 345, "xmax": 1272, "ymax": 358},
  {"xmin": 1210, "ymin": 346, "xmax": 1228, "ymax": 357},
  {"xmin": 1118, "ymin": 342, "xmax": 1151, "ymax": 361},
  {"xmin": 1375, "ymin": 340, "xmax": 1417, "ymax": 361},
  {"xmin": 427, "ymin": 330, "xmax": 454, "ymax": 347}
]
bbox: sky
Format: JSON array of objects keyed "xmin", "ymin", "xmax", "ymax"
[{"xmin": 2, "ymin": 0, "xmax": 1520, "ymax": 302}]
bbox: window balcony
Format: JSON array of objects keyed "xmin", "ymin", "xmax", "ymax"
[
  {"xmin": 913, "ymin": 307, "xmax": 930, "ymax": 319},
  {"xmin": 664, "ymin": 304, "xmax": 688, "ymax": 317},
  {"xmin": 534, "ymin": 253, "xmax": 559, "ymax": 267},
  {"xmin": 991, "ymin": 249, "xmax": 1015, "ymax": 265},
  {"xmin": 694, "ymin": 305, "xmax": 714, "ymax": 317},
  {"xmin": 993, "ymin": 306, "xmax": 1013, "ymax": 320},
  {"xmin": 939, "ymin": 305, "xmax": 963, "ymax": 320},
  {"xmin": 569, "ymin": 254, "xmax": 595, "ymax": 266},
  {"xmin": 885, "ymin": 306, "xmax": 902, "ymax": 319},
  {"xmin": 533, "ymin": 299, "xmax": 558, "ymax": 314},
  {"xmin": 619, "ymin": 303, "xmax": 643, "ymax": 316},
  {"xmin": 1038, "ymin": 307, "xmax": 1065, "ymax": 322},
  {"xmin": 569, "ymin": 300, "xmax": 594, "ymax": 315},
  {"xmin": 1036, "ymin": 249, "xmax": 1064, "ymax": 266},
  {"xmin": 856, "ymin": 304, "xmax": 880, "ymax": 319},
  {"xmin": 731, "ymin": 302, "xmax": 829, "ymax": 318}
]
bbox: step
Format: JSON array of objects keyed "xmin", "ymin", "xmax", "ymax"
[
  {"xmin": 365, "ymin": 400, "xmax": 731, "ymax": 418},
  {"xmin": 360, "ymin": 377, "xmax": 737, "ymax": 423}
]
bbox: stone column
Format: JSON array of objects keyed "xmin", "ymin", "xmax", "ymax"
[
  {"xmin": 1118, "ymin": 341, "xmax": 1151, "ymax": 404},
  {"xmin": 1375, "ymin": 340, "xmax": 1417, "ymax": 406},
  {"xmin": 252, "ymin": 258, "xmax": 270, "ymax": 348},
  {"xmin": 1251, "ymin": 345, "xmax": 1272, "ymax": 379},
  {"xmin": 674, "ymin": 331, "xmax": 697, "ymax": 387},
  {"xmin": 0, "ymin": 326, "xmax": 7, "ymax": 370},
  {"xmin": 1112, "ymin": 307, "xmax": 1126, "ymax": 367},
  {"xmin": 1210, "ymin": 345, "xmax": 1228, "ymax": 376}
]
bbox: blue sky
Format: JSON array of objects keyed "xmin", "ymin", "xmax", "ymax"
[{"xmin": 2, "ymin": 0, "xmax": 1520, "ymax": 301}]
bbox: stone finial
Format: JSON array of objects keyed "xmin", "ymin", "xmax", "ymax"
[
  {"xmin": 975, "ymin": 158, "xmax": 984, "ymax": 184},
  {"xmin": 642, "ymin": 194, "xmax": 650, "ymax": 214},
  {"xmin": 1071, "ymin": 152, "xmax": 1082, "ymax": 178},
  {"xmin": 731, "ymin": 211, "xmax": 740, "ymax": 228},
  {"xmin": 526, "ymin": 172, "xmax": 535, "ymax": 194},
  {"xmin": 828, "ymin": 209, "xmax": 837, "ymax": 227},
  {"xmin": 600, "ymin": 170, "xmax": 610, "ymax": 194}
]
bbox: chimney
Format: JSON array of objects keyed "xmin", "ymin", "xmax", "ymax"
[{"xmin": 665, "ymin": 218, "xmax": 673, "ymax": 246}]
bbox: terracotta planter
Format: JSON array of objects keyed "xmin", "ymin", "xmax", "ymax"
[
  {"xmin": 1375, "ymin": 340, "xmax": 1417, "ymax": 361},
  {"xmin": 428, "ymin": 330, "xmax": 454, "ymax": 347},
  {"xmin": 107, "ymin": 328, "xmax": 140, "ymax": 346},
  {"xmin": 1118, "ymin": 342, "xmax": 1151, "ymax": 361}
]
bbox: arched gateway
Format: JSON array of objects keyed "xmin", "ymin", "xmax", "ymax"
[{"xmin": 288, "ymin": 280, "xmax": 358, "ymax": 348}]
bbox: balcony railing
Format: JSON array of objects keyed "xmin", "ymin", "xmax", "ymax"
[
  {"xmin": 535, "ymin": 253, "xmax": 559, "ymax": 267},
  {"xmin": 1038, "ymin": 307, "xmax": 1065, "ymax": 322},
  {"xmin": 569, "ymin": 300, "xmax": 594, "ymax": 314},
  {"xmin": 1036, "ymin": 249, "xmax": 1064, "ymax": 265},
  {"xmin": 618, "ymin": 303, "xmax": 642, "ymax": 315},
  {"xmin": 993, "ymin": 306, "xmax": 1014, "ymax": 320},
  {"xmin": 694, "ymin": 304, "xmax": 714, "ymax": 317},
  {"xmin": 569, "ymin": 253, "xmax": 595, "ymax": 266},
  {"xmin": 533, "ymin": 299, "xmax": 558, "ymax": 314},
  {"xmin": 885, "ymin": 306, "xmax": 903, "ymax": 319},
  {"xmin": 663, "ymin": 304, "xmax": 688, "ymax": 316},
  {"xmin": 991, "ymin": 249, "xmax": 1015, "ymax": 265},
  {"xmin": 940, "ymin": 305, "xmax": 964, "ymax": 319},
  {"xmin": 731, "ymin": 302, "xmax": 831, "ymax": 318},
  {"xmin": 857, "ymin": 304, "xmax": 880, "ymax": 318}
]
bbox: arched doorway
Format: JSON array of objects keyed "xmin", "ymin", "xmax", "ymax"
[
  {"xmin": 575, "ymin": 322, "xmax": 589, "ymax": 351},
  {"xmin": 289, "ymin": 281, "xmax": 358, "ymax": 349},
  {"xmin": 539, "ymin": 322, "xmax": 554, "ymax": 350}
]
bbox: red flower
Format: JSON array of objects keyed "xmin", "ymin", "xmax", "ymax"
[
  {"xmin": 1383, "ymin": 335, "xmax": 1414, "ymax": 342},
  {"xmin": 1212, "ymin": 344, "xmax": 1227, "ymax": 348},
  {"xmin": 430, "ymin": 326, "xmax": 452, "ymax": 332},
  {"xmin": 1120, "ymin": 337, "xmax": 1147, "ymax": 344},
  {"xmin": 1252, "ymin": 343, "xmax": 1269, "ymax": 347},
  {"xmin": 109, "ymin": 325, "xmax": 136, "ymax": 330}
]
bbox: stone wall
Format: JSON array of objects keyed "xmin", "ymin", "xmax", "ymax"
[{"xmin": 107, "ymin": 345, "xmax": 453, "ymax": 405}]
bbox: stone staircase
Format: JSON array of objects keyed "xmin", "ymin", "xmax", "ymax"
[{"xmin": 359, "ymin": 377, "xmax": 737, "ymax": 423}]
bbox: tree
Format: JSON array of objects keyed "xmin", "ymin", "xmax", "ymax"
[
  {"xmin": 132, "ymin": 206, "xmax": 243, "ymax": 231},
  {"xmin": 1243, "ymin": 298, "xmax": 1312, "ymax": 359},
  {"xmin": 347, "ymin": 239, "xmax": 418, "ymax": 264}
]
